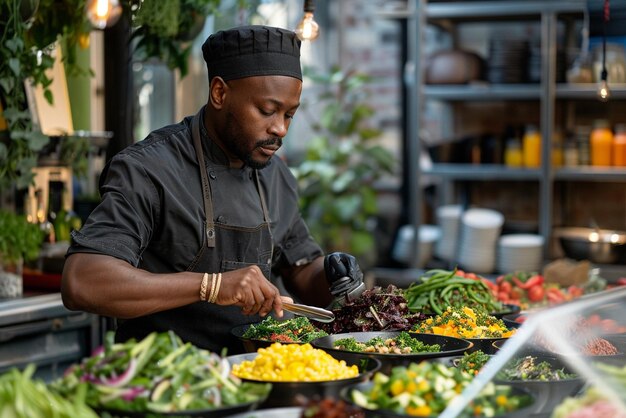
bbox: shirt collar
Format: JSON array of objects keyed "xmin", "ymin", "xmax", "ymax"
[{"xmin": 199, "ymin": 106, "xmax": 231, "ymax": 167}]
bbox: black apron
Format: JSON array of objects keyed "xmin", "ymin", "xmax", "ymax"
[{"xmin": 116, "ymin": 110, "xmax": 274, "ymax": 354}]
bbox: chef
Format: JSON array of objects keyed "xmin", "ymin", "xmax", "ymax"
[{"xmin": 61, "ymin": 25, "xmax": 364, "ymax": 354}]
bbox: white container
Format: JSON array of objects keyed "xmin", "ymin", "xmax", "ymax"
[
  {"xmin": 393, "ymin": 224, "xmax": 441, "ymax": 267},
  {"xmin": 435, "ymin": 205, "xmax": 464, "ymax": 262}
]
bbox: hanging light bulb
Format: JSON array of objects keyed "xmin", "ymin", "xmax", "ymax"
[
  {"xmin": 86, "ymin": 0, "xmax": 122, "ymax": 30},
  {"xmin": 598, "ymin": 70, "xmax": 610, "ymax": 102},
  {"xmin": 597, "ymin": 0, "xmax": 610, "ymax": 102},
  {"xmin": 295, "ymin": 0, "xmax": 320, "ymax": 41}
]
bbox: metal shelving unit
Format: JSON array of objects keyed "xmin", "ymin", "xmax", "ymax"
[{"xmin": 388, "ymin": 0, "xmax": 626, "ymax": 273}]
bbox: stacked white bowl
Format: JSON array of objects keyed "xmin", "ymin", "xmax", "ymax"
[
  {"xmin": 456, "ymin": 208, "xmax": 504, "ymax": 273},
  {"xmin": 497, "ymin": 234, "xmax": 544, "ymax": 273},
  {"xmin": 434, "ymin": 205, "xmax": 464, "ymax": 262},
  {"xmin": 392, "ymin": 224, "xmax": 441, "ymax": 268}
]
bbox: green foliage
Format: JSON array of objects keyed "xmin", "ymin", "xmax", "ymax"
[
  {"xmin": 292, "ymin": 67, "xmax": 396, "ymax": 263},
  {"xmin": 1, "ymin": 0, "xmax": 93, "ymax": 189},
  {"xmin": 0, "ymin": 210, "xmax": 43, "ymax": 264},
  {"xmin": 129, "ymin": 0, "xmax": 223, "ymax": 77}
]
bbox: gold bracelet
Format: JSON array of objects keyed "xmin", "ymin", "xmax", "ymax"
[
  {"xmin": 208, "ymin": 272, "xmax": 217, "ymax": 302},
  {"xmin": 210, "ymin": 272, "xmax": 222, "ymax": 303},
  {"xmin": 199, "ymin": 273, "xmax": 209, "ymax": 301}
]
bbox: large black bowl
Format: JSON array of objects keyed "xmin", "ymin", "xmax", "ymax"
[
  {"xmin": 492, "ymin": 303, "xmax": 522, "ymax": 319},
  {"xmin": 502, "ymin": 313, "xmax": 527, "ymax": 329},
  {"xmin": 95, "ymin": 395, "xmax": 267, "ymax": 418},
  {"xmin": 230, "ymin": 323, "xmax": 306, "ymax": 353},
  {"xmin": 223, "ymin": 407, "xmax": 303, "ymax": 418},
  {"xmin": 465, "ymin": 335, "xmax": 511, "ymax": 355},
  {"xmin": 421, "ymin": 303, "xmax": 520, "ymax": 319},
  {"xmin": 340, "ymin": 381, "xmax": 535, "ymax": 418},
  {"xmin": 227, "ymin": 352, "xmax": 380, "ymax": 408},
  {"xmin": 494, "ymin": 354, "xmax": 584, "ymax": 416},
  {"xmin": 310, "ymin": 332, "xmax": 473, "ymax": 375}
]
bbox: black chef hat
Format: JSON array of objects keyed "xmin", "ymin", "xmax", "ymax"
[{"xmin": 202, "ymin": 25, "xmax": 302, "ymax": 82}]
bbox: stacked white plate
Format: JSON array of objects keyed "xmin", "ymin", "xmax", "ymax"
[
  {"xmin": 456, "ymin": 208, "xmax": 504, "ymax": 273},
  {"xmin": 434, "ymin": 205, "xmax": 464, "ymax": 262},
  {"xmin": 497, "ymin": 234, "xmax": 544, "ymax": 273}
]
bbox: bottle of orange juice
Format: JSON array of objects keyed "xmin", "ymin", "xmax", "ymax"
[
  {"xmin": 613, "ymin": 124, "xmax": 626, "ymax": 166},
  {"xmin": 590, "ymin": 119, "xmax": 613, "ymax": 166},
  {"xmin": 504, "ymin": 139, "xmax": 523, "ymax": 167},
  {"xmin": 523, "ymin": 125, "xmax": 541, "ymax": 168}
]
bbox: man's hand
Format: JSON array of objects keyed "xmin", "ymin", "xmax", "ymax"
[
  {"xmin": 214, "ymin": 266, "xmax": 284, "ymax": 317},
  {"xmin": 324, "ymin": 252, "xmax": 365, "ymax": 306}
]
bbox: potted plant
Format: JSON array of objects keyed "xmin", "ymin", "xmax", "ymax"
[
  {"xmin": 129, "ymin": 0, "xmax": 222, "ymax": 77},
  {"xmin": 292, "ymin": 67, "xmax": 396, "ymax": 268},
  {"xmin": 0, "ymin": 210, "xmax": 44, "ymax": 297}
]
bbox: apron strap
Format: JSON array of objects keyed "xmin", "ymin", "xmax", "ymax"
[
  {"xmin": 192, "ymin": 109, "xmax": 216, "ymax": 248},
  {"xmin": 254, "ymin": 170, "xmax": 274, "ymax": 262}
]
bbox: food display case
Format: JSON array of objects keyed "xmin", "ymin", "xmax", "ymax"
[{"xmin": 438, "ymin": 286, "xmax": 626, "ymax": 418}]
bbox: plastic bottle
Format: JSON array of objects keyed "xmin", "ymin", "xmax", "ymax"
[
  {"xmin": 523, "ymin": 125, "xmax": 541, "ymax": 168},
  {"xmin": 590, "ymin": 119, "xmax": 613, "ymax": 166},
  {"xmin": 613, "ymin": 124, "xmax": 626, "ymax": 166},
  {"xmin": 504, "ymin": 139, "xmax": 523, "ymax": 167},
  {"xmin": 552, "ymin": 129, "xmax": 564, "ymax": 167}
]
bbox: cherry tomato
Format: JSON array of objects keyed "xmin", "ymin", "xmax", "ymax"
[
  {"xmin": 499, "ymin": 281, "xmax": 512, "ymax": 295},
  {"xmin": 527, "ymin": 285, "xmax": 545, "ymax": 302}
]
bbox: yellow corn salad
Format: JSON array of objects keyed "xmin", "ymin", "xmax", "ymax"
[
  {"xmin": 231, "ymin": 342, "xmax": 359, "ymax": 382},
  {"xmin": 412, "ymin": 306, "xmax": 515, "ymax": 339}
]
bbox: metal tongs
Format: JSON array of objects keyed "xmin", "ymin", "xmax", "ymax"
[{"xmin": 282, "ymin": 301, "xmax": 335, "ymax": 323}]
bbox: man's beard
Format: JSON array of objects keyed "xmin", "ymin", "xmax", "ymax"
[{"xmin": 223, "ymin": 111, "xmax": 282, "ymax": 169}]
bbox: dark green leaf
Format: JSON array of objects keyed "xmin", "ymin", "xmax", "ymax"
[{"xmin": 8, "ymin": 58, "xmax": 21, "ymax": 76}]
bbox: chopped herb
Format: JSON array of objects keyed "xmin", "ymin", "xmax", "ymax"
[{"xmin": 333, "ymin": 332, "xmax": 440, "ymax": 354}]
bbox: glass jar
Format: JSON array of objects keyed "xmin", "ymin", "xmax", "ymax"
[
  {"xmin": 563, "ymin": 134, "xmax": 579, "ymax": 167},
  {"xmin": 590, "ymin": 119, "xmax": 613, "ymax": 166},
  {"xmin": 613, "ymin": 124, "xmax": 626, "ymax": 167},
  {"xmin": 504, "ymin": 139, "xmax": 523, "ymax": 167},
  {"xmin": 551, "ymin": 129, "xmax": 564, "ymax": 167},
  {"xmin": 523, "ymin": 125, "xmax": 541, "ymax": 168},
  {"xmin": 575, "ymin": 125, "xmax": 591, "ymax": 165}
]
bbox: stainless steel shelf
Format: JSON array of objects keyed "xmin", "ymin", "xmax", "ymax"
[
  {"xmin": 425, "ymin": 164, "xmax": 626, "ymax": 182},
  {"xmin": 425, "ymin": 84, "xmax": 541, "ymax": 100},
  {"xmin": 555, "ymin": 167, "xmax": 626, "ymax": 182},
  {"xmin": 425, "ymin": 164, "xmax": 542, "ymax": 180},
  {"xmin": 556, "ymin": 84, "xmax": 626, "ymax": 100},
  {"xmin": 427, "ymin": 1, "xmax": 586, "ymax": 20}
]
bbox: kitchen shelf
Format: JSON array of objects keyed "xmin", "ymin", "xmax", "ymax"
[
  {"xmin": 424, "ymin": 164, "xmax": 626, "ymax": 182},
  {"xmin": 427, "ymin": 0, "xmax": 585, "ymax": 20},
  {"xmin": 556, "ymin": 84, "xmax": 626, "ymax": 100},
  {"xmin": 555, "ymin": 167, "xmax": 626, "ymax": 182},
  {"xmin": 424, "ymin": 164, "xmax": 542, "ymax": 180},
  {"xmin": 390, "ymin": 0, "xmax": 626, "ymax": 271},
  {"xmin": 425, "ymin": 84, "xmax": 541, "ymax": 101},
  {"xmin": 425, "ymin": 84, "xmax": 626, "ymax": 101}
]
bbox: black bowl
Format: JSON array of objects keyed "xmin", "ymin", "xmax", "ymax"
[
  {"xmin": 227, "ymin": 352, "xmax": 380, "ymax": 408},
  {"xmin": 223, "ymin": 406, "xmax": 303, "ymax": 418},
  {"xmin": 464, "ymin": 336, "xmax": 510, "ymax": 355},
  {"xmin": 502, "ymin": 313, "xmax": 527, "ymax": 329},
  {"xmin": 310, "ymin": 332, "xmax": 473, "ymax": 375},
  {"xmin": 95, "ymin": 395, "xmax": 267, "ymax": 418},
  {"xmin": 230, "ymin": 323, "xmax": 307, "ymax": 353},
  {"xmin": 494, "ymin": 354, "xmax": 584, "ymax": 416},
  {"xmin": 421, "ymin": 303, "xmax": 520, "ymax": 319},
  {"xmin": 492, "ymin": 303, "xmax": 522, "ymax": 319},
  {"xmin": 340, "ymin": 381, "xmax": 535, "ymax": 418}
]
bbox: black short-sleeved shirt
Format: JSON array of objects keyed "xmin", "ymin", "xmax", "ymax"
[{"xmin": 68, "ymin": 112, "xmax": 322, "ymax": 289}]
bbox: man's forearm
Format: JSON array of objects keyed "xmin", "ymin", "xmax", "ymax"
[{"xmin": 62, "ymin": 253, "xmax": 202, "ymax": 318}]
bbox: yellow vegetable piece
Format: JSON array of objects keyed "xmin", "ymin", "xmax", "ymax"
[{"xmin": 231, "ymin": 343, "xmax": 359, "ymax": 382}]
